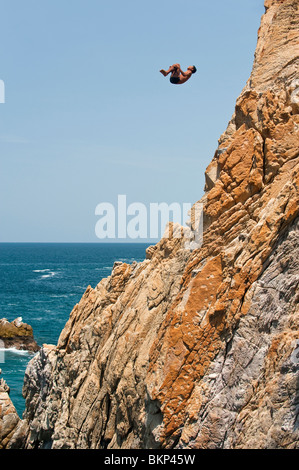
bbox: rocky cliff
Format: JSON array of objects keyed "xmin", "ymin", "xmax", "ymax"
[{"xmin": 2, "ymin": 0, "xmax": 299, "ymax": 449}]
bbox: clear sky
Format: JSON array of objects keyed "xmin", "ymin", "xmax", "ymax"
[{"xmin": 0, "ymin": 0, "xmax": 265, "ymax": 242}]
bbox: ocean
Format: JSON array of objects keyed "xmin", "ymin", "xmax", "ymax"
[{"xmin": 0, "ymin": 242, "xmax": 149, "ymax": 417}]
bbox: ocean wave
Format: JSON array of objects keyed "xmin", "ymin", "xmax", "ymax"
[
  {"xmin": 118, "ymin": 258, "xmax": 138, "ymax": 263},
  {"xmin": 40, "ymin": 272, "xmax": 57, "ymax": 279},
  {"xmin": 33, "ymin": 269, "xmax": 51, "ymax": 273},
  {"xmin": 0, "ymin": 348, "xmax": 32, "ymax": 356},
  {"xmin": 32, "ymin": 269, "xmax": 58, "ymax": 279},
  {"xmin": 95, "ymin": 266, "xmax": 113, "ymax": 271},
  {"xmin": 50, "ymin": 294, "xmax": 76, "ymax": 298}
]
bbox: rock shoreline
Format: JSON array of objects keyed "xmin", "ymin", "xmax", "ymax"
[{"xmin": 0, "ymin": 318, "xmax": 40, "ymax": 353}]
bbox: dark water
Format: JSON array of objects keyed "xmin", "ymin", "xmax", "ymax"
[{"xmin": 0, "ymin": 243, "xmax": 148, "ymax": 417}]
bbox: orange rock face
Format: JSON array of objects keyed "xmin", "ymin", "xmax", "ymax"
[{"xmin": 145, "ymin": 0, "xmax": 299, "ymax": 448}]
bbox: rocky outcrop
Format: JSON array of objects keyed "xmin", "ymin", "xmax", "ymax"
[
  {"xmin": 20, "ymin": 240, "xmax": 189, "ymax": 449},
  {"xmin": 0, "ymin": 370, "xmax": 27, "ymax": 449},
  {"xmin": 0, "ymin": 318, "xmax": 40, "ymax": 352},
  {"xmin": 2, "ymin": 0, "xmax": 299, "ymax": 449}
]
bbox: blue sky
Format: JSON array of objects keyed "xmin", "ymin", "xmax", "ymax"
[{"xmin": 0, "ymin": 0, "xmax": 265, "ymax": 242}]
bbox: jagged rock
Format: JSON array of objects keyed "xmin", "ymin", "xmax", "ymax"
[
  {"xmin": 0, "ymin": 318, "xmax": 40, "ymax": 352},
  {"xmin": 0, "ymin": 370, "xmax": 26, "ymax": 449},
  {"xmin": 5, "ymin": 0, "xmax": 299, "ymax": 449},
  {"xmin": 175, "ymin": 217, "xmax": 299, "ymax": 449}
]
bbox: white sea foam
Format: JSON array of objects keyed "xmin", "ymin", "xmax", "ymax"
[
  {"xmin": 0, "ymin": 347, "xmax": 31, "ymax": 356},
  {"xmin": 41, "ymin": 272, "xmax": 56, "ymax": 279},
  {"xmin": 50, "ymin": 294, "xmax": 75, "ymax": 298},
  {"xmin": 33, "ymin": 269, "xmax": 58, "ymax": 279},
  {"xmin": 33, "ymin": 269, "xmax": 51, "ymax": 273},
  {"xmin": 119, "ymin": 258, "xmax": 137, "ymax": 263}
]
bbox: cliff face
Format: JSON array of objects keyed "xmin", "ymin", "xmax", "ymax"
[{"xmin": 3, "ymin": 0, "xmax": 299, "ymax": 449}]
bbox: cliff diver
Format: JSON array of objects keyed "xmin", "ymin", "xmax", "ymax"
[{"xmin": 160, "ymin": 63, "xmax": 197, "ymax": 85}]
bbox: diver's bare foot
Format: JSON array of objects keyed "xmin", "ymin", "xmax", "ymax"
[{"xmin": 160, "ymin": 69, "xmax": 167, "ymax": 76}]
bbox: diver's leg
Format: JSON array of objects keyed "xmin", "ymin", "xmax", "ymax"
[{"xmin": 160, "ymin": 64, "xmax": 179, "ymax": 76}]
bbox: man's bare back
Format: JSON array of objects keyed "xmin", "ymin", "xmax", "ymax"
[{"xmin": 160, "ymin": 63, "xmax": 197, "ymax": 85}]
